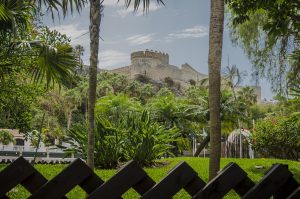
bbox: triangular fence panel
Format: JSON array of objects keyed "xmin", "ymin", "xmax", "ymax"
[{"xmin": 0, "ymin": 157, "xmax": 299, "ymax": 198}]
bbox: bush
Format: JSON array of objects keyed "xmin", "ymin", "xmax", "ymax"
[
  {"xmin": 62, "ymin": 111, "xmax": 178, "ymax": 168},
  {"xmin": 251, "ymin": 113, "xmax": 300, "ymax": 160},
  {"xmin": 60, "ymin": 119, "xmax": 122, "ymax": 169},
  {"xmin": 121, "ymin": 111, "xmax": 178, "ymax": 166}
]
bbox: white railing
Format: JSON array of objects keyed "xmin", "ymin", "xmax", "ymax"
[{"xmin": 0, "ymin": 145, "xmax": 64, "ymax": 153}]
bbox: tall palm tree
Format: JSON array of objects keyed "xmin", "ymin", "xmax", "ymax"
[
  {"xmin": 87, "ymin": 0, "xmax": 102, "ymax": 170},
  {"xmin": 208, "ymin": 0, "xmax": 225, "ymax": 180},
  {"xmin": 87, "ymin": 0, "xmax": 164, "ymax": 170}
]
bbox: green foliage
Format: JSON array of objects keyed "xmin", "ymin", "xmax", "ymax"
[
  {"xmin": 95, "ymin": 93, "xmax": 142, "ymax": 126},
  {"xmin": 60, "ymin": 120, "xmax": 122, "ymax": 169},
  {"xmin": 237, "ymin": 86, "xmax": 257, "ymax": 106},
  {"xmin": 62, "ymin": 110, "xmax": 177, "ymax": 168},
  {"xmin": 0, "ymin": 130, "xmax": 15, "ymax": 145},
  {"xmin": 96, "ymin": 72, "xmax": 129, "ymax": 96},
  {"xmin": 227, "ymin": 0, "xmax": 300, "ymax": 93},
  {"xmin": 251, "ymin": 114, "xmax": 300, "ymax": 160},
  {"xmin": 148, "ymin": 91, "xmax": 204, "ymax": 133},
  {"xmin": 34, "ymin": 0, "xmax": 87, "ymax": 19},
  {"xmin": 0, "ymin": 2, "xmax": 80, "ymax": 87},
  {"xmin": 121, "ymin": 111, "xmax": 177, "ymax": 166},
  {"xmin": 0, "ymin": 0, "xmax": 30, "ymax": 34},
  {"xmin": 0, "ymin": 69, "xmax": 43, "ymax": 133},
  {"xmin": 95, "ymin": 118, "xmax": 123, "ymax": 168}
]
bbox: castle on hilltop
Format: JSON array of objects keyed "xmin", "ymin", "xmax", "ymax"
[
  {"xmin": 109, "ymin": 50, "xmax": 262, "ymax": 102},
  {"xmin": 110, "ymin": 50, "xmax": 207, "ymax": 84}
]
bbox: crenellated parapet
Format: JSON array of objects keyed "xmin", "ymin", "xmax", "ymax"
[{"xmin": 131, "ymin": 50, "xmax": 169, "ymax": 65}]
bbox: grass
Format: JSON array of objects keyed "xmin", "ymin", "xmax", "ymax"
[{"xmin": 1, "ymin": 157, "xmax": 300, "ymax": 198}]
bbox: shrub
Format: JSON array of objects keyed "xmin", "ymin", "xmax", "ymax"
[
  {"xmin": 0, "ymin": 130, "xmax": 15, "ymax": 145},
  {"xmin": 121, "ymin": 111, "xmax": 178, "ymax": 166},
  {"xmin": 251, "ymin": 113, "xmax": 300, "ymax": 160},
  {"xmin": 60, "ymin": 119, "xmax": 123, "ymax": 169},
  {"xmin": 61, "ymin": 111, "xmax": 178, "ymax": 168},
  {"xmin": 164, "ymin": 77, "xmax": 174, "ymax": 87}
]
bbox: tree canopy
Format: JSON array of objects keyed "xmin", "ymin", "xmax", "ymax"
[{"xmin": 227, "ymin": 0, "xmax": 300, "ymax": 95}]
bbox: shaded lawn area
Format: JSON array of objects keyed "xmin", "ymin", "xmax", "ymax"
[{"xmin": 1, "ymin": 157, "xmax": 299, "ymax": 198}]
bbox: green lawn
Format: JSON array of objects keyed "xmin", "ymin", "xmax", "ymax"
[{"xmin": 1, "ymin": 157, "xmax": 299, "ymax": 198}]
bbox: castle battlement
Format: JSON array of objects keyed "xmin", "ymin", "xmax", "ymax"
[{"xmin": 131, "ymin": 50, "xmax": 169, "ymax": 65}]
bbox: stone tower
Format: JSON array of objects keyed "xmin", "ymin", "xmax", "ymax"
[{"xmin": 131, "ymin": 49, "xmax": 169, "ymax": 66}]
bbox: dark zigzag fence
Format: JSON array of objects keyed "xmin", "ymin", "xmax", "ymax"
[{"xmin": 0, "ymin": 156, "xmax": 299, "ymax": 198}]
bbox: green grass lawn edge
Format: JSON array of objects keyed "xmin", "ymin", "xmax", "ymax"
[{"xmin": 1, "ymin": 157, "xmax": 299, "ymax": 198}]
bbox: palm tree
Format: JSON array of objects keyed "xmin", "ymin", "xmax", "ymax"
[
  {"xmin": 223, "ymin": 65, "xmax": 240, "ymax": 99},
  {"xmin": 237, "ymin": 86, "xmax": 257, "ymax": 106},
  {"xmin": 87, "ymin": 0, "xmax": 164, "ymax": 170},
  {"xmin": 0, "ymin": 0, "xmax": 86, "ymax": 86},
  {"xmin": 222, "ymin": 59, "xmax": 247, "ymax": 100},
  {"xmin": 87, "ymin": 0, "xmax": 102, "ymax": 170},
  {"xmin": 208, "ymin": 0, "xmax": 225, "ymax": 180},
  {"xmin": 63, "ymin": 89, "xmax": 82, "ymax": 129},
  {"xmin": 0, "ymin": 130, "xmax": 15, "ymax": 145}
]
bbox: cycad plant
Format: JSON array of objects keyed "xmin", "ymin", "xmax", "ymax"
[
  {"xmin": 121, "ymin": 111, "xmax": 178, "ymax": 166},
  {"xmin": 60, "ymin": 118, "xmax": 123, "ymax": 169},
  {"xmin": 61, "ymin": 110, "xmax": 177, "ymax": 168}
]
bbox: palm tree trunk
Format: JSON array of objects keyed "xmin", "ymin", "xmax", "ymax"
[
  {"xmin": 87, "ymin": 0, "xmax": 101, "ymax": 170},
  {"xmin": 208, "ymin": 0, "xmax": 224, "ymax": 180},
  {"xmin": 67, "ymin": 111, "xmax": 72, "ymax": 130}
]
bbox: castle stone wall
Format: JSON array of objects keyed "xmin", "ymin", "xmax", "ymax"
[
  {"xmin": 110, "ymin": 50, "xmax": 206, "ymax": 83},
  {"xmin": 109, "ymin": 50, "xmax": 261, "ymax": 102},
  {"xmin": 131, "ymin": 50, "xmax": 169, "ymax": 66}
]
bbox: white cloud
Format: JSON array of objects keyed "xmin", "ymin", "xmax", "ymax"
[
  {"xmin": 126, "ymin": 33, "xmax": 155, "ymax": 45},
  {"xmin": 99, "ymin": 50, "xmax": 129, "ymax": 69},
  {"xmin": 50, "ymin": 24, "xmax": 88, "ymax": 44},
  {"xmin": 166, "ymin": 26, "xmax": 208, "ymax": 41}
]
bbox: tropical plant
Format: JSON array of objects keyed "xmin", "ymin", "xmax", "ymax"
[
  {"xmin": 121, "ymin": 111, "xmax": 178, "ymax": 166},
  {"xmin": 148, "ymin": 92, "xmax": 204, "ymax": 131},
  {"xmin": 62, "ymin": 110, "xmax": 176, "ymax": 168},
  {"xmin": 208, "ymin": 0, "xmax": 225, "ymax": 179},
  {"xmin": 0, "ymin": 130, "xmax": 15, "ymax": 145},
  {"xmin": 237, "ymin": 86, "xmax": 257, "ymax": 106},
  {"xmin": 63, "ymin": 88, "xmax": 82, "ymax": 129},
  {"xmin": 33, "ymin": 0, "xmax": 87, "ymax": 19},
  {"xmin": 0, "ymin": 1, "xmax": 83, "ymax": 87},
  {"xmin": 95, "ymin": 93, "xmax": 142, "ymax": 127},
  {"xmin": 222, "ymin": 64, "xmax": 246, "ymax": 100},
  {"xmin": 87, "ymin": 0, "xmax": 102, "ymax": 169},
  {"xmin": 61, "ymin": 119, "xmax": 123, "ymax": 169}
]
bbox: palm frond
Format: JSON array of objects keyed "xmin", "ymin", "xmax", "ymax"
[
  {"xmin": 120, "ymin": 0, "xmax": 165, "ymax": 12},
  {"xmin": 0, "ymin": 0, "xmax": 30, "ymax": 34},
  {"xmin": 32, "ymin": 43, "xmax": 79, "ymax": 87},
  {"xmin": 33, "ymin": 0, "xmax": 87, "ymax": 19}
]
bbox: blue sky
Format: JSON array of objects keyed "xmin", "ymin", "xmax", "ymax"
[{"xmin": 43, "ymin": 0, "xmax": 274, "ymax": 99}]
